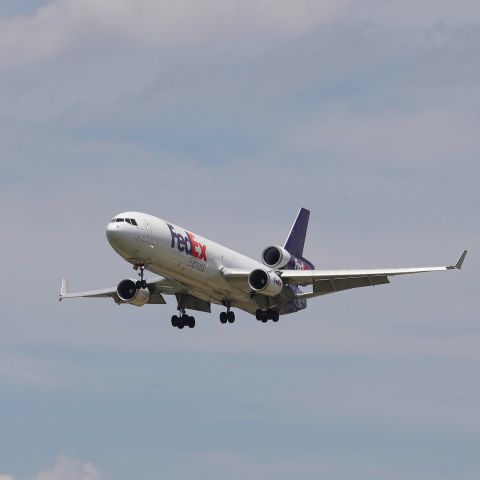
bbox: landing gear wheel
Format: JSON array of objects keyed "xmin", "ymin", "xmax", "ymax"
[
  {"xmin": 227, "ymin": 311, "xmax": 235, "ymax": 323},
  {"xmin": 173, "ymin": 307, "xmax": 194, "ymax": 330},
  {"xmin": 220, "ymin": 312, "xmax": 228, "ymax": 324},
  {"xmin": 179, "ymin": 314, "xmax": 195, "ymax": 329},
  {"xmin": 256, "ymin": 309, "xmax": 270, "ymax": 322},
  {"xmin": 271, "ymin": 311, "xmax": 279, "ymax": 322}
]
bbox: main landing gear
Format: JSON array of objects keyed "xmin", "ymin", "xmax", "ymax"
[
  {"xmin": 220, "ymin": 303, "xmax": 235, "ymax": 324},
  {"xmin": 171, "ymin": 307, "xmax": 195, "ymax": 329},
  {"xmin": 134, "ymin": 264, "xmax": 147, "ymax": 289},
  {"xmin": 255, "ymin": 309, "xmax": 279, "ymax": 323}
]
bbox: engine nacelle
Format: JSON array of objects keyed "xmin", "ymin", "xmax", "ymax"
[
  {"xmin": 262, "ymin": 245, "xmax": 292, "ymax": 269},
  {"xmin": 117, "ymin": 279, "xmax": 150, "ymax": 307},
  {"xmin": 248, "ymin": 269, "xmax": 283, "ymax": 296}
]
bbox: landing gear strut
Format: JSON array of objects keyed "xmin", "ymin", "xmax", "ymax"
[
  {"xmin": 135, "ymin": 264, "xmax": 147, "ymax": 289},
  {"xmin": 171, "ymin": 306, "xmax": 195, "ymax": 329},
  {"xmin": 220, "ymin": 302, "xmax": 235, "ymax": 324},
  {"xmin": 255, "ymin": 309, "xmax": 279, "ymax": 323}
]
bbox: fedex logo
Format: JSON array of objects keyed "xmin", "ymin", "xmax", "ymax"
[
  {"xmin": 167, "ymin": 224, "xmax": 207, "ymax": 262},
  {"xmin": 291, "ymin": 257, "xmax": 314, "ymax": 271}
]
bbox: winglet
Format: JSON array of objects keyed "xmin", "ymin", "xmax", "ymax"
[
  {"xmin": 59, "ymin": 279, "xmax": 68, "ymax": 302},
  {"xmin": 447, "ymin": 250, "xmax": 467, "ymax": 270},
  {"xmin": 455, "ymin": 250, "xmax": 467, "ymax": 270}
]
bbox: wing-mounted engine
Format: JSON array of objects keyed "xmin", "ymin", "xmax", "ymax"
[
  {"xmin": 262, "ymin": 245, "xmax": 314, "ymax": 271},
  {"xmin": 248, "ymin": 269, "xmax": 283, "ymax": 296},
  {"xmin": 117, "ymin": 279, "xmax": 150, "ymax": 306}
]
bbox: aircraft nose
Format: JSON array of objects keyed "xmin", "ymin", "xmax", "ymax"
[
  {"xmin": 106, "ymin": 221, "xmax": 129, "ymax": 252},
  {"xmin": 106, "ymin": 219, "xmax": 139, "ymax": 257},
  {"xmin": 106, "ymin": 221, "xmax": 120, "ymax": 243}
]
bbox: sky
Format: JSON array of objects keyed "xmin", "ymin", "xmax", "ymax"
[{"xmin": 0, "ymin": 0, "xmax": 478, "ymax": 478}]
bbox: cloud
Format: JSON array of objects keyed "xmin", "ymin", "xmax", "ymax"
[
  {"xmin": 351, "ymin": 0, "xmax": 480, "ymax": 28},
  {"xmin": 0, "ymin": 0, "xmax": 352, "ymax": 70},
  {"xmin": 1, "ymin": 455, "xmax": 101, "ymax": 480},
  {"xmin": 0, "ymin": 353, "xmax": 57, "ymax": 388},
  {"xmin": 0, "ymin": 1, "xmax": 478, "ymax": 479},
  {"xmin": 4, "ymin": 0, "xmax": 480, "ymax": 72}
]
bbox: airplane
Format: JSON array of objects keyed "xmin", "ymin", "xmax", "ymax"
[{"xmin": 60, "ymin": 208, "xmax": 467, "ymax": 329}]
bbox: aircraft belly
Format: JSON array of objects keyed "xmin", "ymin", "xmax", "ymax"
[
  {"xmin": 141, "ymin": 220, "xmax": 277, "ymax": 316},
  {"xmin": 146, "ymin": 244, "xmax": 252, "ymax": 307}
]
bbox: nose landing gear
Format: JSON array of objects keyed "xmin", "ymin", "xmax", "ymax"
[{"xmin": 134, "ymin": 264, "xmax": 147, "ymax": 289}]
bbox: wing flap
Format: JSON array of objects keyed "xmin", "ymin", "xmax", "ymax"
[
  {"xmin": 176, "ymin": 294, "xmax": 211, "ymax": 313},
  {"xmin": 281, "ymin": 250, "xmax": 466, "ymax": 286},
  {"xmin": 222, "ymin": 251, "xmax": 465, "ymax": 297},
  {"xmin": 281, "ymin": 265, "xmax": 449, "ymax": 285},
  {"xmin": 313, "ymin": 275, "xmax": 390, "ymax": 294}
]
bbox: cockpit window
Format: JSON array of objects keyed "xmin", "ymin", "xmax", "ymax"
[{"xmin": 112, "ymin": 217, "xmax": 138, "ymax": 225}]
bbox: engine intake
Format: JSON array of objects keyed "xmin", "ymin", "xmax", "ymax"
[
  {"xmin": 262, "ymin": 246, "xmax": 291, "ymax": 269},
  {"xmin": 248, "ymin": 268, "xmax": 283, "ymax": 297},
  {"xmin": 117, "ymin": 279, "xmax": 150, "ymax": 307}
]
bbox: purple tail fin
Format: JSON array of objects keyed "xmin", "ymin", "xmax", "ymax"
[{"xmin": 284, "ymin": 208, "xmax": 310, "ymax": 259}]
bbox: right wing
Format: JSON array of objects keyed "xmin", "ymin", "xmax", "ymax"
[
  {"xmin": 59, "ymin": 277, "xmax": 212, "ymax": 312},
  {"xmin": 59, "ymin": 277, "xmax": 182, "ymax": 304}
]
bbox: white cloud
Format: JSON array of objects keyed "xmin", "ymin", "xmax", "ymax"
[
  {"xmin": 1, "ymin": 0, "xmax": 479, "ymax": 72},
  {"xmin": 352, "ymin": 0, "xmax": 480, "ymax": 28},
  {"xmin": 1, "ymin": 455, "xmax": 101, "ymax": 480},
  {"xmin": 284, "ymin": 106, "xmax": 480, "ymax": 167},
  {"xmin": 34, "ymin": 454, "xmax": 101, "ymax": 480},
  {"xmin": 0, "ymin": 353, "xmax": 57, "ymax": 388},
  {"xmin": 0, "ymin": 0, "xmax": 352, "ymax": 70}
]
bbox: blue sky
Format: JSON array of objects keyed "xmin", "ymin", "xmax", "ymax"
[{"xmin": 0, "ymin": 1, "xmax": 478, "ymax": 479}]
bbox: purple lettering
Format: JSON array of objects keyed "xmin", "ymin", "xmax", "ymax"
[
  {"xmin": 177, "ymin": 234, "xmax": 185, "ymax": 252},
  {"xmin": 167, "ymin": 223, "xmax": 177, "ymax": 248}
]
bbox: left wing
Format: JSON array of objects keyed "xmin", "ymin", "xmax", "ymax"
[
  {"xmin": 283, "ymin": 250, "xmax": 467, "ymax": 297},
  {"xmin": 223, "ymin": 250, "xmax": 467, "ymax": 297},
  {"xmin": 281, "ymin": 250, "xmax": 466, "ymax": 283}
]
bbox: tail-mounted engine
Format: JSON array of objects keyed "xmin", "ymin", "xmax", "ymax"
[
  {"xmin": 117, "ymin": 279, "xmax": 150, "ymax": 306},
  {"xmin": 262, "ymin": 245, "xmax": 314, "ymax": 270},
  {"xmin": 248, "ymin": 269, "xmax": 283, "ymax": 297},
  {"xmin": 262, "ymin": 246, "xmax": 291, "ymax": 268}
]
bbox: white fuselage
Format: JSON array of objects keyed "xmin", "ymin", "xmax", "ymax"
[{"xmin": 106, "ymin": 211, "xmax": 269, "ymax": 314}]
